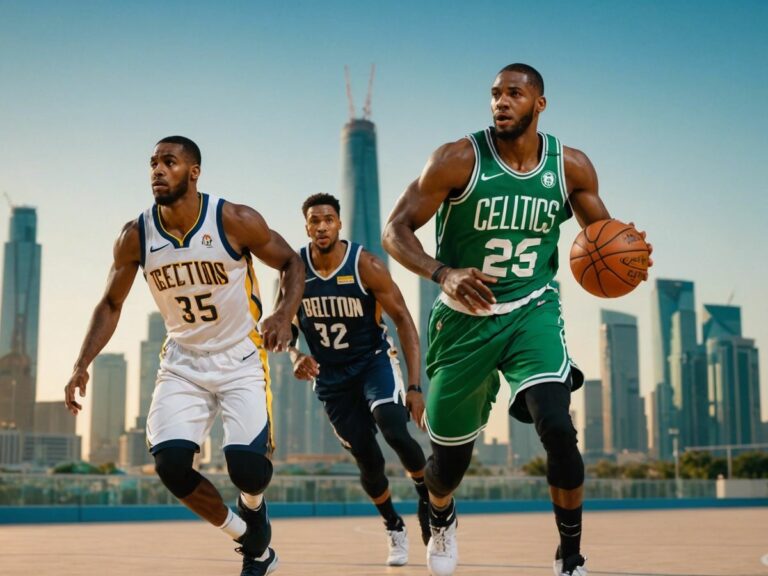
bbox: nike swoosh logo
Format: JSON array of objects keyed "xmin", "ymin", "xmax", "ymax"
[
  {"xmin": 305, "ymin": 277, "xmax": 317, "ymax": 282},
  {"xmin": 242, "ymin": 350, "xmax": 257, "ymax": 361},
  {"xmin": 480, "ymin": 172, "xmax": 504, "ymax": 181},
  {"xmin": 150, "ymin": 243, "xmax": 170, "ymax": 253}
]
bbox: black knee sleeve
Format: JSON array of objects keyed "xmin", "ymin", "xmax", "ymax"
[
  {"xmin": 225, "ymin": 450, "xmax": 274, "ymax": 495},
  {"xmin": 424, "ymin": 441, "xmax": 474, "ymax": 498},
  {"xmin": 349, "ymin": 435, "xmax": 388, "ymax": 498},
  {"xmin": 374, "ymin": 403, "xmax": 427, "ymax": 473},
  {"xmin": 525, "ymin": 381, "xmax": 585, "ymax": 490},
  {"xmin": 154, "ymin": 447, "xmax": 202, "ymax": 499}
]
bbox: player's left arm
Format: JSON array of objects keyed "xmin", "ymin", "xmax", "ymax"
[
  {"xmin": 564, "ymin": 146, "xmax": 653, "ymax": 266},
  {"xmin": 358, "ymin": 250, "xmax": 425, "ymax": 430},
  {"xmin": 222, "ymin": 202, "xmax": 305, "ymax": 351}
]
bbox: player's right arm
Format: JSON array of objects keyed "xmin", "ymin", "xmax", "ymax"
[
  {"xmin": 64, "ymin": 220, "xmax": 141, "ymax": 415},
  {"xmin": 382, "ymin": 139, "xmax": 497, "ymax": 313}
]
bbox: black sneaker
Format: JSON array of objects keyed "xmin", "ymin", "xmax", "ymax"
[
  {"xmin": 236, "ymin": 546, "xmax": 279, "ymax": 576},
  {"xmin": 417, "ymin": 498, "xmax": 431, "ymax": 546},
  {"xmin": 236, "ymin": 496, "xmax": 272, "ymax": 557}
]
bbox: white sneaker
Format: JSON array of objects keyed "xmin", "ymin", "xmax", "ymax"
[
  {"xmin": 386, "ymin": 525, "xmax": 409, "ymax": 566},
  {"xmin": 426, "ymin": 517, "xmax": 458, "ymax": 576},
  {"xmin": 553, "ymin": 553, "xmax": 587, "ymax": 575}
]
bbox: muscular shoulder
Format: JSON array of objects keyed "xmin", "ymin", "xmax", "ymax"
[
  {"xmin": 423, "ymin": 138, "xmax": 476, "ymax": 191},
  {"xmin": 116, "ymin": 219, "xmax": 141, "ymax": 259},
  {"xmin": 562, "ymin": 145, "xmax": 597, "ymax": 194},
  {"xmin": 220, "ymin": 200, "xmax": 270, "ymax": 249},
  {"xmin": 357, "ymin": 249, "xmax": 391, "ymax": 290}
]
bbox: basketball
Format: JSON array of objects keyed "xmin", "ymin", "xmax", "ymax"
[{"xmin": 569, "ymin": 219, "xmax": 649, "ymax": 298}]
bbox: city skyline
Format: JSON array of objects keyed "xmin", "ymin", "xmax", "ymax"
[{"xmin": 1, "ymin": 1, "xmax": 766, "ymax": 448}]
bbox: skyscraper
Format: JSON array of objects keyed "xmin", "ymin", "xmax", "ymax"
[
  {"xmin": 704, "ymin": 304, "xmax": 762, "ymax": 445},
  {"xmin": 651, "ymin": 279, "xmax": 695, "ymax": 459},
  {"xmin": 340, "ymin": 119, "xmax": 384, "ymax": 261},
  {"xmin": 34, "ymin": 401, "xmax": 76, "ymax": 435},
  {"xmin": 137, "ymin": 312, "xmax": 165, "ymax": 429},
  {"xmin": 0, "ymin": 206, "xmax": 41, "ymax": 431},
  {"xmin": 582, "ymin": 379, "xmax": 604, "ymax": 458},
  {"xmin": 89, "ymin": 353, "xmax": 127, "ymax": 464},
  {"xmin": 599, "ymin": 310, "xmax": 644, "ymax": 453}
]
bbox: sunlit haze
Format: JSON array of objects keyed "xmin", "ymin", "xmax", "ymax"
[{"xmin": 1, "ymin": 1, "xmax": 766, "ymax": 452}]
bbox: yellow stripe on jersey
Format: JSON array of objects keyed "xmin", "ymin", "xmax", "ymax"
[
  {"xmin": 375, "ymin": 301, "xmax": 383, "ymax": 325},
  {"xmin": 157, "ymin": 192, "xmax": 205, "ymax": 246},
  {"xmin": 249, "ymin": 329, "xmax": 274, "ymax": 454},
  {"xmin": 243, "ymin": 254, "xmax": 262, "ymax": 324}
]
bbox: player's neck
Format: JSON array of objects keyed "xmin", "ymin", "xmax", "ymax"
[
  {"xmin": 494, "ymin": 129, "xmax": 542, "ymax": 172},
  {"xmin": 310, "ymin": 240, "xmax": 346, "ymax": 274},
  {"xmin": 157, "ymin": 188, "xmax": 201, "ymax": 236}
]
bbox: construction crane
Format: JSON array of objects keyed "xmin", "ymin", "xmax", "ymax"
[{"xmin": 344, "ymin": 64, "xmax": 376, "ymax": 120}]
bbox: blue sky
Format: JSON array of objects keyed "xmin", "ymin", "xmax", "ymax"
[{"xmin": 1, "ymin": 0, "xmax": 766, "ymax": 446}]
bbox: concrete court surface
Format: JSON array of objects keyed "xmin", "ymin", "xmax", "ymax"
[{"xmin": 1, "ymin": 508, "xmax": 766, "ymax": 575}]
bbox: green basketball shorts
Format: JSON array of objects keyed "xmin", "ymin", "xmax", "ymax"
[{"xmin": 425, "ymin": 284, "xmax": 583, "ymax": 446}]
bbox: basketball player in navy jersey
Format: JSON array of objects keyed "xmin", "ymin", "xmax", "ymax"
[
  {"xmin": 64, "ymin": 136, "xmax": 304, "ymax": 576},
  {"xmin": 288, "ymin": 193, "xmax": 431, "ymax": 565}
]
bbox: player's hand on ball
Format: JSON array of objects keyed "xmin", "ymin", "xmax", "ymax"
[{"xmin": 570, "ymin": 219, "xmax": 651, "ymax": 298}]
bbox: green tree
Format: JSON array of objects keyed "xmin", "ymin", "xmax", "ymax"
[
  {"xmin": 732, "ymin": 451, "xmax": 768, "ymax": 479},
  {"xmin": 588, "ymin": 459, "xmax": 620, "ymax": 479},
  {"xmin": 621, "ymin": 462, "xmax": 649, "ymax": 479},
  {"xmin": 679, "ymin": 451, "xmax": 726, "ymax": 479},
  {"xmin": 522, "ymin": 456, "xmax": 547, "ymax": 477},
  {"xmin": 648, "ymin": 460, "xmax": 675, "ymax": 479}
]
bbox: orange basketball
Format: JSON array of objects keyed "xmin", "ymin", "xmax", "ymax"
[{"xmin": 569, "ymin": 219, "xmax": 649, "ymax": 298}]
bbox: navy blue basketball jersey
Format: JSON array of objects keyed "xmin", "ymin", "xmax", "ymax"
[{"xmin": 297, "ymin": 241, "xmax": 391, "ymax": 366}]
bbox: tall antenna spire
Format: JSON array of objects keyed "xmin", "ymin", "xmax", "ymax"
[
  {"xmin": 344, "ymin": 65, "xmax": 356, "ymax": 120},
  {"xmin": 363, "ymin": 64, "xmax": 375, "ymax": 120}
]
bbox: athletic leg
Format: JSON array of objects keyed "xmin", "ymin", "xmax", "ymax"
[{"xmin": 524, "ymin": 378, "xmax": 587, "ymax": 575}]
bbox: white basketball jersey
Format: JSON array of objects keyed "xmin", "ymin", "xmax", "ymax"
[{"xmin": 139, "ymin": 192, "xmax": 262, "ymax": 352}]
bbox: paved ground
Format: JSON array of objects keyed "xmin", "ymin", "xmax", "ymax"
[{"xmin": 1, "ymin": 508, "xmax": 766, "ymax": 575}]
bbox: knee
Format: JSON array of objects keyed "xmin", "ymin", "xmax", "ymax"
[
  {"xmin": 351, "ymin": 444, "xmax": 388, "ymax": 497},
  {"xmin": 380, "ymin": 423, "xmax": 411, "ymax": 452},
  {"xmin": 154, "ymin": 447, "xmax": 201, "ymax": 499},
  {"xmin": 535, "ymin": 411, "xmax": 577, "ymax": 455},
  {"xmin": 225, "ymin": 450, "xmax": 273, "ymax": 495},
  {"xmin": 424, "ymin": 442, "xmax": 473, "ymax": 498}
]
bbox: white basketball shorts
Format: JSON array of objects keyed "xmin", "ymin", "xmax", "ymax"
[{"xmin": 146, "ymin": 333, "xmax": 273, "ymax": 456}]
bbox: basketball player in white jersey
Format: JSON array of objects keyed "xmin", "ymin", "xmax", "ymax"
[{"xmin": 64, "ymin": 136, "xmax": 304, "ymax": 576}]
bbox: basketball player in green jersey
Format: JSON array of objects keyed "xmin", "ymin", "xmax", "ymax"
[{"xmin": 383, "ymin": 63, "xmax": 651, "ymax": 576}]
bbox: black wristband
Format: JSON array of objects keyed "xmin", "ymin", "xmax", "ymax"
[
  {"xmin": 407, "ymin": 385, "xmax": 422, "ymax": 393},
  {"xmin": 430, "ymin": 264, "xmax": 448, "ymax": 284}
]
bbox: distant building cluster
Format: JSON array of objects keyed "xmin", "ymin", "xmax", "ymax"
[{"xmin": 579, "ymin": 280, "xmax": 763, "ymax": 467}]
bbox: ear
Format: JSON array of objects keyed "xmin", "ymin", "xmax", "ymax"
[
  {"xmin": 305, "ymin": 223, "xmax": 311, "ymax": 238},
  {"xmin": 536, "ymin": 95, "xmax": 547, "ymax": 114},
  {"xmin": 190, "ymin": 165, "xmax": 201, "ymax": 182}
]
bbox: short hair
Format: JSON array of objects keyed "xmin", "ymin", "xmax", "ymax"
[
  {"xmin": 302, "ymin": 193, "xmax": 341, "ymax": 217},
  {"xmin": 497, "ymin": 63, "xmax": 544, "ymax": 95},
  {"xmin": 156, "ymin": 135, "xmax": 202, "ymax": 165}
]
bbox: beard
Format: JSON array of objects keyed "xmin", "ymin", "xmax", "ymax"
[
  {"xmin": 495, "ymin": 109, "xmax": 534, "ymax": 141},
  {"xmin": 154, "ymin": 179, "xmax": 189, "ymax": 206},
  {"xmin": 315, "ymin": 236, "xmax": 337, "ymax": 254}
]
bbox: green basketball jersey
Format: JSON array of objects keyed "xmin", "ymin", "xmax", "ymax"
[{"xmin": 436, "ymin": 128, "xmax": 572, "ymax": 303}]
